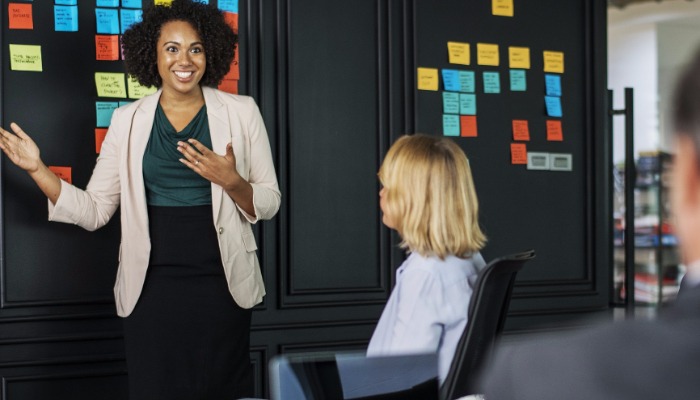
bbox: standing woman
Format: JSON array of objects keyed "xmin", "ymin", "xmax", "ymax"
[{"xmin": 0, "ymin": 0, "xmax": 280, "ymax": 398}]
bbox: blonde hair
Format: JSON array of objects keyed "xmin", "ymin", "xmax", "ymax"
[{"xmin": 378, "ymin": 134, "xmax": 486, "ymax": 259}]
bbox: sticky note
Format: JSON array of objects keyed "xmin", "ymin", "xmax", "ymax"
[
  {"xmin": 417, "ymin": 68, "xmax": 439, "ymax": 91},
  {"xmin": 447, "ymin": 42, "xmax": 470, "ymax": 65},
  {"xmin": 545, "ymin": 96, "xmax": 563, "ymax": 117},
  {"xmin": 49, "ymin": 166, "xmax": 72, "ymax": 184},
  {"xmin": 121, "ymin": 9, "xmax": 143, "ymax": 34},
  {"xmin": 9, "ymin": 44, "xmax": 42, "ymax": 72},
  {"xmin": 483, "ymin": 72, "xmax": 501, "ymax": 94},
  {"xmin": 155, "ymin": 0, "xmax": 173, "ymax": 5},
  {"xmin": 96, "ymin": 0, "xmax": 119, "ymax": 6},
  {"xmin": 122, "ymin": 0, "xmax": 142, "ymax": 8},
  {"xmin": 54, "ymin": 5, "xmax": 78, "ymax": 32},
  {"xmin": 55, "ymin": 0, "xmax": 77, "ymax": 5},
  {"xmin": 95, "ymin": 72, "xmax": 127, "ymax": 98},
  {"xmin": 512, "ymin": 120, "xmax": 530, "ymax": 141},
  {"xmin": 443, "ymin": 92, "xmax": 460, "ymax": 114},
  {"xmin": 511, "ymin": 143, "xmax": 527, "ymax": 165},
  {"xmin": 546, "ymin": 120, "xmax": 563, "ymax": 141},
  {"xmin": 443, "ymin": 115, "xmax": 460, "ymax": 137},
  {"xmin": 119, "ymin": 101, "xmax": 133, "ymax": 107},
  {"xmin": 95, "ymin": 128, "xmax": 108, "ymax": 153},
  {"xmin": 458, "ymin": 71, "xmax": 475, "ymax": 93},
  {"xmin": 477, "ymin": 43, "xmax": 499, "ymax": 66},
  {"xmin": 127, "ymin": 76, "xmax": 157, "ymax": 99},
  {"xmin": 218, "ymin": 0, "xmax": 238, "ymax": 13},
  {"xmin": 96, "ymin": 102, "xmax": 118, "ymax": 127},
  {"xmin": 544, "ymin": 51, "xmax": 564, "ymax": 73},
  {"xmin": 218, "ymin": 79, "xmax": 238, "ymax": 94},
  {"xmin": 509, "ymin": 47, "xmax": 530, "ymax": 69},
  {"xmin": 460, "ymin": 116, "xmax": 477, "ymax": 137},
  {"xmin": 545, "ymin": 74, "xmax": 562, "ymax": 96},
  {"xmin": 95, "ymin": 35, "xmax": 119, "ymax": 60},
  {"xmin": 459, "ymin": 94, "xmax": 476, "ymax": 115},
  {"xmin": 492, "ymin": 0, "xmax": 514, "ymax": 17},
  {"xmin": 224, "ymin": 11, "xmax": 239, "ymax": 32},
  {"xmin": 442, "ymin": 69, "xmax": 461, "ymax": 92},
  {"xmin": 9, "ymin": 3, "xmax": 33, "ymax": 30},
  {"xmin": 510, "ymin": 70, "xmax": 526, "ymax": 91},
  {"xmin": 96, "ymin": 8, "xmax": 120, "ymax": 34}
]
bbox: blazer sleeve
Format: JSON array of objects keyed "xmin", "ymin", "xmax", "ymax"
[
  {"xmin": 47, "ymin": 108, "xmax": 123, "ymax": 231},
  {"xmin": 236, "ymin": 97, "xmax": 281, "ymax": 223}
]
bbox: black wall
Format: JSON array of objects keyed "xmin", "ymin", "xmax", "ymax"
[{"xmin": 0, "ymin": 0, "xmax": 609, "ymax": 398}]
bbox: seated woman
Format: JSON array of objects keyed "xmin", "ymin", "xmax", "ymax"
[{"xmin": 367, "ymin": 134, "xmax": 487, "ymax": 383}]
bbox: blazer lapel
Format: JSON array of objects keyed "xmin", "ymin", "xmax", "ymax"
[{"xmin": 203, "ymin": 87, "xmax": 229, "ymax": 224}]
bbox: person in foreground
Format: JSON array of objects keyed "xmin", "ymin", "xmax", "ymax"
[
  {"xmin": 478, "ymin": 49, "xmax": 700, "ymax": 400},
  {"xmin": 0, "ymin": 1, "xmax": 280, "ymax": 398},
  {"xmin": 366, "ymin": 134, "xmax": 488, "ymax": 383}
]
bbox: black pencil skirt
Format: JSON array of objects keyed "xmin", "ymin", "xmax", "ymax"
[{"xmin": 123, "ymin": 205, "xmax": 253, "ymax": 400}]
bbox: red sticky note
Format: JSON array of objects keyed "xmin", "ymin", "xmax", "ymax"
[
  {"xmin": 223, "ymin": 11, "xmax": 238, "ymax": 33},
  {"xmin": 96, "ymin": 35, "xmax": 120, "ymax": 61},
  {"xmin": 9, "ymin": 3, "xmax": 33, "ymax": 30},
  {"xmin": 512, "ymin": 119, "xmax": 530, "ymax": 141},
  {"xmin": 49, "ymin": 166, "xmax": 72, "ymax": 184},
  {"xmin": 95, "ymin": 128, "xmax": 108, "ymax": 153},
  {"xmin": 546, "ymin": 120, "xmax": 563, "ymax": 141},
  {"xmin": 219, "ymin": 79, "xmax": 238, "ymax": 94},
  {"xmin": 511, "ymin": 143, "xmax": 527, "ymax": 164},
  {"xmin": 460, "ymin": 116, "xmax": 478, "ymax": 137}
]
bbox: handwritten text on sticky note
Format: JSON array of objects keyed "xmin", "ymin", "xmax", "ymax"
[
  {"xmin": 447, "ymin": 42, "xmax": 470, "ymax": 65},
  {"xmin": 477, "ymin": 43, "xmax": 499, "ymax": 66},
  {"xmin": 95, "ymin": 72, "xmax": 127, "ymax": 98},
  {"xmin": 512, "ymin": 120, "xmax": 530, "ymax": 141},
  {"xmin": 9, "ymin": 44, "xmax": 42, "ymax": 72},
  {"xmin": 9, "ymin": 3, "xmax": 33, "ymax": 30},
  {"xmin": 417, "ymin": 67, "xmax": 439, "ymax": 91}
]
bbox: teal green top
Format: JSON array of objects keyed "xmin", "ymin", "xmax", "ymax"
[{"xmin": 143, "ymin": 103, "xmax": 213, "ymax": 206}]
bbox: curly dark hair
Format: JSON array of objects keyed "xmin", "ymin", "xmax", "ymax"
[{"xmin": 121, "ymin": 0, "xmax": 237, "ymax": 88}]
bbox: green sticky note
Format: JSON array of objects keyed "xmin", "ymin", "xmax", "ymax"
[
  {"xmin": 510, "ymin": 70, "xmax": 526, "ymax": 91},
  {"xmin": 443, "ymin": 115, "xmax": 460, "ymax": 136},
  {"xmin": 459, "ymin": 93, "xmax": 476, "ymax": 115},
  {"xmin": 443, "ymin": 92, "xmax": 460, "ymax": 114}
]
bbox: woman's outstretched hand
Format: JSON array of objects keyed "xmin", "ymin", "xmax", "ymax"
[{"xmin": 0, "ymin": 123, "xmax": 42, "ymax": 173}]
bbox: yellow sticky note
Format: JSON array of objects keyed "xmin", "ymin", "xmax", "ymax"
[
  {"xmin": 417, "ymin": 67, "xmax": 439, "ymax": 91},
  {"xmin": 95, "ymin": 72, "xmax": 127, "ymax": 98},
  {"xmin": 154, "ymin": 0, "xmax": 173, "ymax": 5},
  {"xmin": 447, "ymin": 42, "xmax": 470, "ymax": 65},
  {"xmin": 477, "ymin": 43, "xmax": 499, "ymax": 66},
  {"xmin": 9, "ymin": 44, "xmax": 42, "ymax": 72},
  {"xmin": 509, "ymin": 46, "xmax": 530, "ymax": 69},
  {"xmin": 492, "ymin": 0, "xmax": 514, "ymax": 17},
  {"xmin": 544, "ymin": 51, "xmax": 565, "ymax": 73},
  {"xmin": 127, "ymin": 76, "xmax": 157, "ymax": 99}
]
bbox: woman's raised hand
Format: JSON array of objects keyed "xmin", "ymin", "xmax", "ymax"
[{"xmin": 0, "ymin": 123, "xmax": 42, "ymax": 173}]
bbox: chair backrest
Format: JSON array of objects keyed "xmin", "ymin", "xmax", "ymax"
[{"xmin": 440, "ymin": 249, "xmax": 535, "ymax": 400}]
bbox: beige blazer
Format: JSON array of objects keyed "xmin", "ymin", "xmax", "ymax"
[{"xmin": 48, "ymin": 87, "xmax": 281, "ymax": 317}]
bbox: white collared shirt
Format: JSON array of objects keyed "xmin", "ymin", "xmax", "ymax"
[{"xmin": 367, "ymin": 251, "xmax": 486, "ymax": 383}]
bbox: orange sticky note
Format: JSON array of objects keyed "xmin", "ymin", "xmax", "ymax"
[
  {"xmin": 460, "ymin": 116, "xmax": 477, "ymax": 137},
  {"xmin": 9, "ymin": 3, "xmax": 33, "ymax": 30},
  {"xmin": 512, "ymin": 120, "xmax": 530, "ymax": 141},
  {"xmin": 546, "ymin": 120, "xmax": 563, "ymax": 141},
  {"xmin": 511, "ymin": 143, "xmax": 527, "ymax": 164},
  {"xmin": 49, "ymin": 166, "xmax": 72, "ymax": 184},
  {"xmin": 224, "ymin": 11, "xmax": 238, "ymax": 33},
  {"xmin": 96, "ymin": 35, "xmax": 120, "ymax": 61},
  {"xmin": 219, "ymin": 79, "xmax": 238, "ymax": 94},
  {"xmin": 95, "ymin": 128, "xmax": 108, "ymax": 153}
]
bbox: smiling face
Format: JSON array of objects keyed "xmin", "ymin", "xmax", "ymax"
[{"xmin": 156, "ymin": 20, "xmax": 206, "ymax": 98}]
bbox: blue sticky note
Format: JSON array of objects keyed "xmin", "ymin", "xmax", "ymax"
[
  {"xmin": 442, "ymin": 69, "xmax": 461, "ymax": 92},
  {"xmin": 196, "ymin": 0, "xmax": 210, "ymax": 3},
  {"xmin": 121, "ymin": 9, "xmax": 143, "ymax": 34},
  {"xmin": 459, "ymin": 94, "xmax": 476, "ymax": 115},
  {"xmin": 218, "ymin": 0, "xmax": 239, "ymax": 13},
  {"xmin": 55, "ymin": 0, "xmax": 77, "ymax": 5},
  {"xmin": 96, "ymin": 102, "xmax": 119, "ymax": 127},
  {"xmin": 122, "ymin": 0, "xmax": 142, "ymax": 8},
  {"xmin": 443, "ymin": 115, "xmax": 460, "ymax": 137},
  {"xmin": 458, "ymin": 71, "xmax": 475, "ymax": 93},
  {"xmin": 54, "ymin": 6, "xmax": 78, "ymax": 32},
  {"xmin": 119, "ymin": 101, "xmax": 133, "ymax": 107},
  {"xmin": 443, "ymin": 92, "xmax": 460, "ymax": 114},
  {"xmin": 96, "ymin": 8, "xmax": 120, "ymax": 34},
  {"xmin": 545, "ymin": 96, "xmax": 563, "ymax": 117},
  {"xmin": 96, "ymin": 0, "xmax": 119, "ymax": 6},
  {"xmin": 483, "ymin": 71, "xmax": 501, "ymax": 94},
  {"xmin": 510, "ymin": 70, "xmax": 526, "ymax": 91},
  {"xmin": 545, "ymin": 74, "xmax": 562, "ymax": 96}
]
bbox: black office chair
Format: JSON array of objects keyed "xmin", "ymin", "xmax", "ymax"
[{"xmin": 440, "ymin": 249, "xmax": 535, "ymax": 400}]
